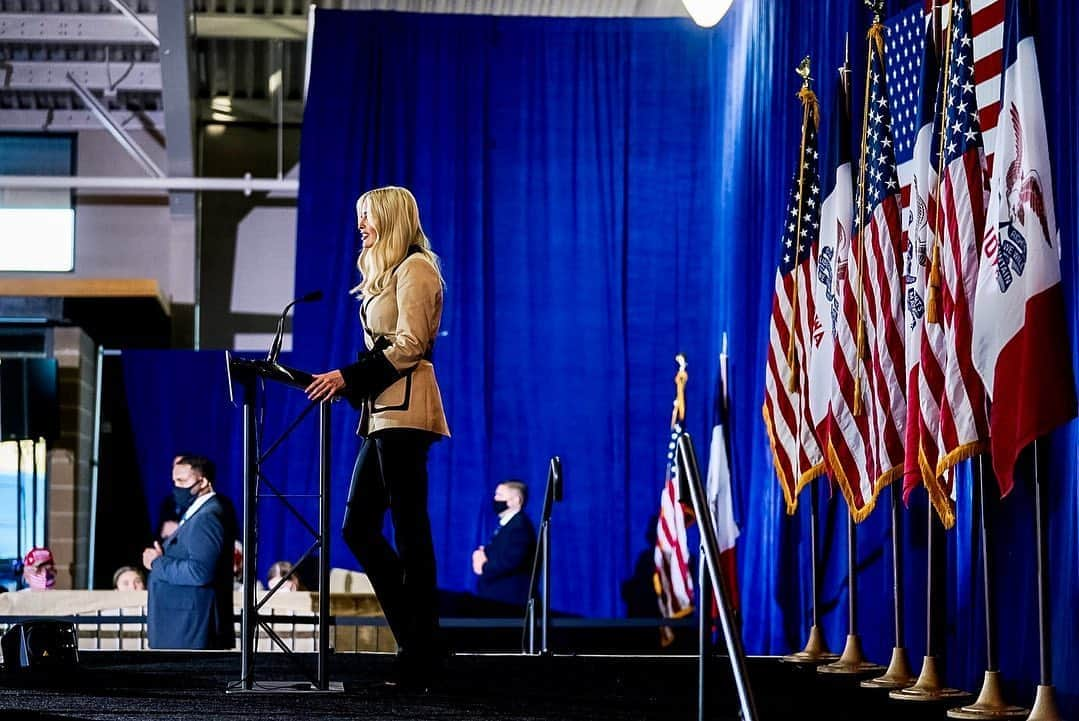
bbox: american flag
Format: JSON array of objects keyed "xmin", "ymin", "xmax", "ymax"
[
  {"xmin": 763, "ymin": 80, "xmax": 826, "ymax": 516},
  {"xmin": 926, "ymin": 0, "xmax": 991, "ymax": 523},
  {"xmin": 851, "ymin": 17, "xmax": 906, "ymax": 500},
  {"xmin": 901, "ymin": 2, "xmax": 945, "ymax": 511},
  {"xmin": 654, "ymin": 357, "xmax": 694, "ymax": 628},
  {"xmin": 889, "ymin": 0, "xmax": 1002, "ymax": 525},
  {"xmin": 888, "ymin": 0, "xmax": 1006, "ymax": 186}
]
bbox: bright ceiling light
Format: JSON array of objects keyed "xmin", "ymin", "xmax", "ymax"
[{"xmin": 682, "ymin": 0, "xmax": 735, "ymax": 28}]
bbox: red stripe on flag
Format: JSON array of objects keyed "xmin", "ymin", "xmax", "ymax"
[
  {"xmin": 975, "ymin": 50, "xmax": 1004, "ymax": 86},
  {"xmin": 971, "ymin": 1, "xmax": 1005, "ymax": 36},
  {"xmin": 988, "ymin": 285, "xmax": 1077, "ymax": 495}
]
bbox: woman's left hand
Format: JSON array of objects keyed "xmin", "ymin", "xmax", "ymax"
[{"xmin": 306, "ymin": 370, "xmax": 346, "ymax": 402}]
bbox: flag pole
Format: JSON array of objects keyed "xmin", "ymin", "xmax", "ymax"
[
  {"xmin": 779, "ymin": 57, "xmax": 835, "ymax": 669},
  {"xmin": 893, "ymin": 0, "xmax": 971, "ymax": 703},
  {"xmin": 851, "ymin": 0, "xmax": 879, "ymax": 418},
  {"xmin": 781, "ymin": 476, "xmax": 836, "ymax": 666},
  {"xmin": 947, "ymin": 456, "xmax": 1027, "ymax": 719},
  {"xmin": 785, "ymin": 54, "xmax": 817, "ymax": 393},
  {"xmin": 1025, "ymin": 439, "xmax": 1063, "ymax": 721},
  {"xmin": 858, "ymin": 5, "xmax": 919, "ymax": 682},
  {"xmin": 817, "ymin": 5, "xmax": 881, "ymax": 679},
  {"xmin": 861, "ymin": 481, "xmax": 917, "ymax": 689},
  {"xmin": 890, "ymin": 488, "xmax": 970, "ymax": 703},
  {"xmin": 818, "ymin": 497, "xmax": 884, "ymax": 677}
]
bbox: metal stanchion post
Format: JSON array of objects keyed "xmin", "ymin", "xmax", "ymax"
[
  {"xmin": 240, "ymin": 392, "xmax": 257, "ymax": 691},
  {"xmin": 317, "ymin": 401, "xmax": 331, "ymax": 690}
]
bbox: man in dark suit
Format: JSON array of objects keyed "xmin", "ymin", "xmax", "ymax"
[
  {"xmin": 472, "ymin": 480, "xmax": 536, "ymax": 608},
  {"xmin": 142, "ymin": 455, "xmax": 235, "ymax": 649}
]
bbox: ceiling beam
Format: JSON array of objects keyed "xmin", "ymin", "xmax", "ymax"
[
  {"xmin": 1, "ymin": 61, "xmax": 161, "ymax": 91},
  {"xmin": 0, "ymin": 175, "xmax": 298, "ymax": 195},
  {"xmin": 0, "ymin": 13, "xmax": 159, "ymax": 44},
  {"xmin": 67, "ymin": 71, "xmax": 165, "ymax": 177},
  {"xmin": 0, "ymin": 109, "xmax": 163, "ymax": 131}
]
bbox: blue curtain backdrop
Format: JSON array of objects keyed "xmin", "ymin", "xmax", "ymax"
[{"xmin": 120, "ymin": 0, "xmax": 1078, "ymax": 711}]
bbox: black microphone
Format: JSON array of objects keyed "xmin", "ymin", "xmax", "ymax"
[{"xmin": 267, "ymin": 290, "xmax": 323, "ymax": 363}]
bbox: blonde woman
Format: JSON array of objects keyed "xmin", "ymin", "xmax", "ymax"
[{"xmin": 306, "ymin": 186, "xmax": 450, "ymax": 687}]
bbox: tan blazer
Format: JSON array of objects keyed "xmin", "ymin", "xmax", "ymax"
[{"xmin": 358, "ymin": 253, "xmax": 450, "ymax": 438}]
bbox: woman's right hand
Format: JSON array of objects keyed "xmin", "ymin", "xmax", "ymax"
[{"xmin": 306, "ymin": 370, "xmax": 345, "ymax": 402}]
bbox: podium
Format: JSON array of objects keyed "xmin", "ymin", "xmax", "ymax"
[{"xmin": 224, "ymin": 353, "xmax": 342, "ymax": 693}]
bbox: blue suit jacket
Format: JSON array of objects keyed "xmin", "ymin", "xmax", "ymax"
[
  {"xmin": 477, "ymin": 512, "xmax": 537, "ymax": 606},
  {"xmin": 147, "ymin": 494, "xmax": 235, "ymax": 649}
]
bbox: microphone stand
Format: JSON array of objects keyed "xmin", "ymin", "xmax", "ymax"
[
  {"xmin": 268, "ymin": 290, "xmax": 323, "ymax": 364},
  {"xmin": 524, "ymin": 456, "xmax": 562, "ymax": 655}
]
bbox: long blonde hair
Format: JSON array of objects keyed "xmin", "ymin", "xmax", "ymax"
[{"xmin": 353, "ymin": 186, "xmax": 444, "ymax": 297}]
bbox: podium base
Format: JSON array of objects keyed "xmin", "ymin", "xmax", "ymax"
[{"xmin": 226, "ymin": 680, "xmax": 344, "ymax": 694}]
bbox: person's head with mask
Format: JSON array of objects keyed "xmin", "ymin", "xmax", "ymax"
[
  {"xmin": 172, "ymin": 455, "xmax": 215, "ymax": 518},
  {"xmin": 22, "ymin": 547, "xmax": 56, "ymax": 590},
  {"xmin": 492, "ymin": 480, "xmax": 527, "ymax": 522}
]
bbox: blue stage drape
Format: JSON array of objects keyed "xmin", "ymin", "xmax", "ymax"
[{"xmin": 121, "ymin": 0, "xmax": 1078, "ymax": 711}]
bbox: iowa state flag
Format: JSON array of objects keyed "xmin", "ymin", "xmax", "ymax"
[
  {"xmin": 706, "ymin": 339, "xmax": 740, "ymax": 612},
  {"xmin": 971, "ymin": 0, "xmax": 1078, "ymax": 494}
]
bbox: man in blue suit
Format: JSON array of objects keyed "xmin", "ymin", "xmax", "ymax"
[
  {"xmin": 472, "ymin": 480, "xmax": 536, "ymax": 608},
  {"xmin": 142, "ymin": 455, "xmax": 235, "ymax": 649}
]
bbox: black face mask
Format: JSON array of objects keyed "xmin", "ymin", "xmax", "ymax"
[
  {"xmin": 492, "ymin": 499, "xmax": 510, "ymax": 515},
  {"xmin": 173, "ymin": 485, "xmax": 198, "ymax": 516}
]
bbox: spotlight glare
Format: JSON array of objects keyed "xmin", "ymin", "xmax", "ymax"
[{"xmin": 682, "ymin": 0, "xmax": 735, "ymax": 28}]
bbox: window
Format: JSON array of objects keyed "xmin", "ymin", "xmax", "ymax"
[
  {"xmin": 0, "ymin": 134, "xmax": 76, "ymax": 272},
  {"xmin": 0, "ymin": 439, "xmax": 47, "ymax": 590}
]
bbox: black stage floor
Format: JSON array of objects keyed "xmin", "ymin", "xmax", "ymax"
[{"xmin": 0, "ymin": 651, "xmax": 980, "ymax": 721}]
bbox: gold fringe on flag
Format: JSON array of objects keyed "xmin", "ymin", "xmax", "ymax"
[{"xmin": 926, "ymin": 245, "xmax": 943, "ymax": 324}]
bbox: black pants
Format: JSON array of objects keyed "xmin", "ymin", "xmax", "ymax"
[{"xmin": 342, "ymin": 428, "xmax": 439, "ymax": 656}]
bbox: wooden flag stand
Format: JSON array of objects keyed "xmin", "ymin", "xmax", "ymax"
[
  {"xmin": 781, "ymin": 478, "xmax": 839, "ymax": 666},
  {"xmin": 891, "ymin": 498, "xmax": 971, "ymax": 705},
  {"xmin": 861, "ymin": 484, "xmax": 917, "ymax": 689},
  {"xmin": 816, "ymin": 496, "xmax": 884, "ymax": 678},
  {"xmin": 947, "ymin": 457, "xmax": 1028, "ymax": 720}
]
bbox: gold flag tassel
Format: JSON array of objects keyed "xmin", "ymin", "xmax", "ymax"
[
  {"xmin": 853, "ymin": 317, "xmax": 866, "ymax": 417},
  {"xmin": 926, "ymin": 244, "xmax": 943, "ymax": 323},
  {"xmin": 671, "ymin": 354, "xmax": 688, "ymax": 428},
  {"xmin": 786, "ymin": 57, "xmax": 820, "ymax": 393}
]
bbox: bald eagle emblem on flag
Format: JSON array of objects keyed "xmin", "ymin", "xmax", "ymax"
[{"xmin": 996, "ymin": 104, "xmax": 1051, "ymax": 293}]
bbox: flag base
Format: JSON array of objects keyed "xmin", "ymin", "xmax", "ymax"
[
  {"xmin": 780, "ymin": 625, "xmax": 838, "ymax": 666},
  {"xmin": 946, "ymin": 671, "xmax": 1028, "ymax": 719},
  {"xmin": 889, "ymin": 655, "xmax": 971, "ymax": 702},
  {"xmin": 817, "ymin": 634, "xmax": 885, "ymax": 677},
  {"xmin": 1024, "ymin": 685, "xmax": 1063, "ymax": 721},
  {"xmin": 861, "ymin": 646, "xmax": 916, "ymax": 689}
]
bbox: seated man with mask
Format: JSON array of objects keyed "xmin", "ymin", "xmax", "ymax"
[
  {"xmin": 142, "ymin": 455, "xmax": 235, "ymax": 649},
  {"xmin": 472, "ymin": 480, "xmax": 536, "ymax": 609}
]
